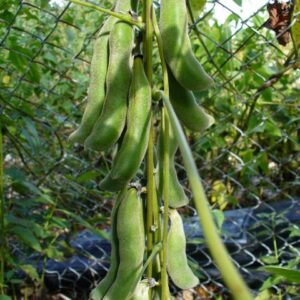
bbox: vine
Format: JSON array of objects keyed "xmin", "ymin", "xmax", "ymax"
[{"xmin": 70, "ymin": 0, "xmax": 253, "ymax": 299}]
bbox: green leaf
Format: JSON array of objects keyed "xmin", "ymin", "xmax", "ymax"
[
  {"xmin": 259, "ymin": 274, "xmax": 282, "ymax": 290},
  {"xmin": 35, "ymin": 193, "xmax": 55, "ymax": 205},
  {"xmin": 0, "ymin": 295, "xmax": 12, "ymax": 300},
  {"xmin": 259, "ymin": 266, "xmax": 300, "ymax": 283},
  {"xmin": 12, "ymin": 226, "xmax": 42, "ymax": 252},
  {"xmin": 76, "ymin": 170, "xmax": 100, "ymax": 183},
  {"xmin": 265, "ymin": 120, "xmax": 282, "ymax": 138},
  {"xmin": 289, "ymin": 227, "xmax": 300, "ymax": 238},
  {"xmin": 50, "ymin": 216, "xmax": 70, "ymax": 229},
  {"xmin": 0, "ymin": 10, "xmax": 14, "ymax": 23},
  {"xmin": 189, "ymin": 0, "xmax": 206, "ymax": 17},
  {"xmin": 45, "ymin": 246, "xmax": 65, "ymax": 261},
  {"xmin": 256, "ymin": 152, "xmax": 269, "ymax": 175},
  {"xmin": 212, "ymin": 209, "xmax": 225, "ymax": 230},
  {"xmin": 233, "ymin": 0, "xmax": 242, "ymax": 6},
  {"xmin": 211, "ymin": 180, "xmax": 228, "ymax": 210},
  {"xmin": 5, "ymin": 167, "xmax": 26, "ymax": 182},
  {"xmin": 20, "ymin": 264, "xmax": 40, "ymax": 281},
  {"xmin": 291, "ymin": 0, "xmax": 300, "ymax": 50},
  {"xmin": 261, "ymin": 89, "xmax": 272, "ymax": 102},
  {"xmin": 22, "ymin": 117, "xmax": 41, "ymax": 151},
  {"xmin": 27, "ymin": 63, "xmax": 41, "ymax": 83},
  {"xmin": 12, "ymin": 180, "xmax": 40, "ymax": 195},
  {"xmin": 261, "ymin": 255, "xmax": 279, "ymax": 265},
  {"xmin": 57, "ymin": 209, "xmax": 109, "ymax": 240},
  {"xmin": 0, "ymin": 0, "xmax": 18, "ymax": 10},
  {"xmin": 8, "ymin": 51, "xmax": 28, "ymax": 71},
  {"xmin": 31, "ymin": 223, "xmax": 49, "ymax": 239},
  {"xmin": 0, "ymin": 114, "xmax": 15, "ymax": 126},
  {"xmin": 39, "ymin": 0, "xmax": 49, "ymax": 9},
  {"xmin": 255, "ymin": 289, "xmax": 272, "ymax": 300}
]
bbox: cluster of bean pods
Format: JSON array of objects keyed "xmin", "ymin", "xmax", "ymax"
[{"xmin": 69, "ymin": 0, "xmax": 216, "ymax": 299}]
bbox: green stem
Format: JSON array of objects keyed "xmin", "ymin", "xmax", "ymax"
[
  {"xmin": 130, "ymin": 242, "xmax": 162, "ymax": 299},
  {"xmin": 152, "ymin": 181, "xmax": 161, "ymax": 273},
  {"xmin": 144, "ymin": 0, "xmax": 153, "ymax": 81},
  {"xmin": 0, "ymin": 127, "xmax": 4, "ymax": 294},
  {"xmin": 141, "ymin": 242, "xmax": 162, "ymax": 277},
  {"xmin": 158, "ymin": 91, "xmax": 253, "ymax": 300},
  {"xmin": 151, "ymin": 9, "xmax": 171, "ymax": 299},
  {"xmin": 146, "ymin": 124, "xmax": 154, "ymax": 280},
  {"xmin": 70, "ymin": 0, "xmax": 144, "ymax": 29},
  {"xmin": 161, "ymin": 108, "xmax": 170, "ymax": 300},
  {"xmin": 144, "ymin": 2, "xmax": 155, "ymax": 298}
]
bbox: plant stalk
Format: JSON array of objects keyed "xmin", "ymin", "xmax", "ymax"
[
  {"xmin": 70, "ymin": 0, "xmax": 144, "ymax": 29},
  {"xmin": 146, "ymin": 124, "xmax": 154, "ymax": 280},
  {"xmin": 140, "ymin": 242, "xmax": 162, "ymax": 277},
  {"xmin": 151, "ymin": 8, "xmax": 171, "ymax": 299},
  {"xmin": 143, "ymin": 2, "xmax": 156, "ymax": 299},
  {"xmin": 161, "ymin": 108, "xmax": 170, "ymax": 300},
  {"xmin": 158, "ymin": 91, "xmax": 253, "ymax": 300},
  {"xmin": 144, "ymin": 0, "xmax": 153, "ymax": 80}
]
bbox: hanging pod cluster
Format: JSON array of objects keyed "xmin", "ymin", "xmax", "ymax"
[
  {"xmin": 69, "ymin": 0, "xmax": 214, "ymax": 193},
  {"xmin": 69, "ymin": 0, "xmax": 218, "ymax": 298},
  {"xmin": 69, "ymin": 0, "xmax": 151, "ymax": 191}
]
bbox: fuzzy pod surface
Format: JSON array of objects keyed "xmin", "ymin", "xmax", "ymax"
[
  {"xmin": 157, "ymin": 124, "xmax": 189, "ymax": 208},
  {"xmin": 103, "ymin": 188, "xmax": 145, "ymax": 300},
  {"xmin": 84, "ymin": 20, "xmax": 133, "ymax": 151},
  {"xmin": 68, "ymin": 18, "xmax": 114, "ymax": 144},
  {"xmin": 168, "ymin": 69, "xmax": 214, "ymax": 132},
  {"xmin": 99, "ymin": 56, "xmax": 151, "ymax": 191},
  {"xmin": 167, "ymin": 209, "xmax": 199, "ymax": 289},
  {"xmin": 90, "ymin": 189, "xmax": 125, "ymax": 299},
  {"xmin": 160, "ymin": 0, "xmax": 214, "ymax": 91}
]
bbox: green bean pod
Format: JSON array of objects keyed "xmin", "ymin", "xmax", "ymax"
[
  {"xmin": 159, "ymin": 0, "xmax": 214, "ymax": 91},
  {"xmin": 157, "ymin": 124, "xmax": 189, "ymax": 208},
  {"xmin": 68, "ymin": 0, "xmax": 132, "ymax": 145},
  {"xmin": 84, "ymin": 20, "xmax": 133, "ymax": 151},
  {"xmin": 167, "ymin": 209, "xmax": 199, "ymax": 289},
  {"xmin": 168, "ymin": 69, "xmax": 214, "ymax": 132},
  {"xmin": 90, "ymin": 189, "xmax": 125, "ymax": 300},
  {"xmin": 130, "ymin": 281, "xmax": 149, "ymax": 300},
  {"xmin": 103, "ymin": 188, "xmax": 145, "ymax": 300},
  {"xmin": 68, "ymin": 19, "xmax": 113, "ymax": 144},
  {"xmin": 99, "ymin": 56, "xmax": 151, "ymax": 191}
]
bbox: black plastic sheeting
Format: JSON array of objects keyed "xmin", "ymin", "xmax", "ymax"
[{"xmin": 15, "ymin": 200, "xmax": 300, "ymax": 299}]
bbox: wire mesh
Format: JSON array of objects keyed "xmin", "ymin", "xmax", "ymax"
[{"xmin": 1, "ymin": 0, "xmax": 299, "ymax": 299}]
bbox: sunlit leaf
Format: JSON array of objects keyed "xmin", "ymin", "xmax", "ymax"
[
  {"xmin": 211, "ymin": 180, "xmax": 228, "ymax": 210},
  {"xmin": 259, "ymin": 266, "xmax": 300, "ymax": 283},
  {"xmin": 20, "ymin": 265, "xmax": 40, "ymax": 281}
]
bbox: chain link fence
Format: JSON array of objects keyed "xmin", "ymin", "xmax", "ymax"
[{"xmin": 1, "ymin": 0, "xmax": 299, "ymax": 299}]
